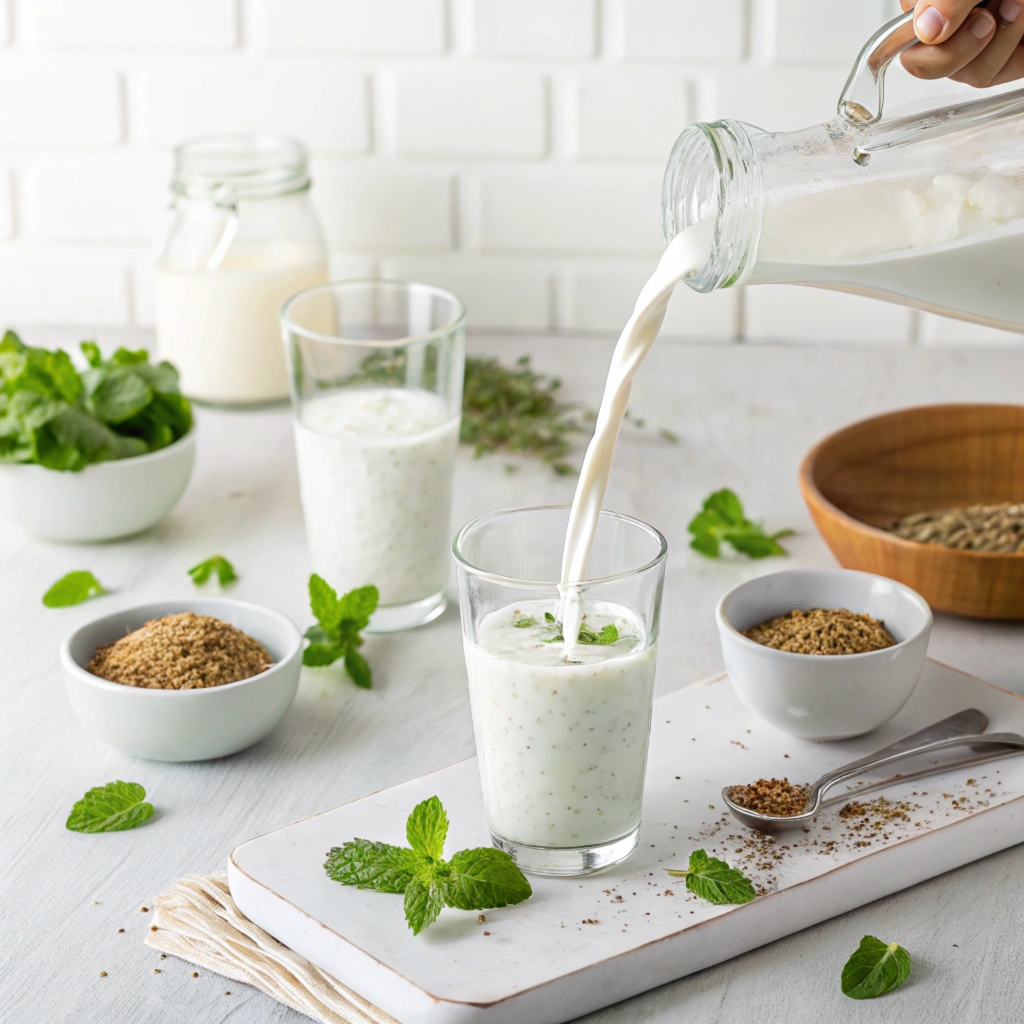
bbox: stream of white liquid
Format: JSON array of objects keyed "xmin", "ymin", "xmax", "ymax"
[{"xmin": 558, "ymin": 221, "xmax": 714, "ymax": 649}]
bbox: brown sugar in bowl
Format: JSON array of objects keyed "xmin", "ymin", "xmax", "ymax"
[{"xmin": 799, "ymin": 403, "xmax": 1024, "ymax": 620}]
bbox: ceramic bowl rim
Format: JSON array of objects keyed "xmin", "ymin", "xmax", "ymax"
[
  {"xmin": 715, "ymin": 567, "xmax": 933, "ymax": 663},
  {"xmin": 60, "ymin": 597, "xmax": 303, "ymax": 697},
  {"xmin": 0, "ymin": 427, "xmax": 195, "ymax": 475},
  {"xmin": 799, "ymin": 402, "xmax": 1024, "ymax": 562}
]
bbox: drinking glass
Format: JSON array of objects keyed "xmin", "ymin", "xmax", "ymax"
[
  {"xmin": 453, "ymin": 506, "xmax": 667, "ymax": 876},
  {"xmin": 282, "ymin": 280, "xmax": 466, "ymax": 633}
]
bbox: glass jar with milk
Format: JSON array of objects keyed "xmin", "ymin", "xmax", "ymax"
[
  {"xmin": 157, "ymin": 135, "xmax": 329, "ymax": 406},
  {"xmin": 661, "ymin": 8, "xmax": 1024, "ymax": 333}
]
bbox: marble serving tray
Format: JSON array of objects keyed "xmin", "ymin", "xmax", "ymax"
[{"xmin": 229, "ymin": 660, "xmax": 1024, "ymax": 1024}]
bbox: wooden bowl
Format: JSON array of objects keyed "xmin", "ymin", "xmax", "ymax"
[{"xmin": 799, "ymin": 404, "xmax": 1024, "ymax": 620}]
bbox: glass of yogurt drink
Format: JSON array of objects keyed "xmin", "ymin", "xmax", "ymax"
[
  {"xmin": 282, "ymin": 280, "xmax": 466, "ymax": 633},
  {"xmin": 453, "ymin": 506, "xmax": 667, "ymax": 876}
]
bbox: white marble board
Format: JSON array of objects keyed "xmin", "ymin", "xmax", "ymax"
[{"xmin": 229, "ymin": 661, "xmax": 1024, "ymax": 1024}]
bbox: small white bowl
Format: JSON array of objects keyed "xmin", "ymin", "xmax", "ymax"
[
  {"xmin": 60, "ymin": 598, "xmax": 303, "ymax": 761},
  {"xmin": 716, "ymin": 568, "xmax": 932, "ymax": 741},
  {"xmin": 0, "ymin": 430, "xmax": 196, "ymax": 542}
]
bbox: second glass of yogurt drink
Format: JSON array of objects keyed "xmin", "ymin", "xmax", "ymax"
[
  {"xmin": 454, "ymin": 506, "xmax": 667, "ymax": 876},
  {"xmin": 282, "ymin": 280, "xmax": 465, "ymax": 633}
]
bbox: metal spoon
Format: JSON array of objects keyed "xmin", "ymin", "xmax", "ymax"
[{"xmin": 723, "ymin": 709, "xmax": 1024, "ymax": 834}]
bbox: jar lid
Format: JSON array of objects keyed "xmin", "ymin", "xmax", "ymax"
[{"xmin": 171, "ymin": 134, "xmax": 311, "ymax": 202}]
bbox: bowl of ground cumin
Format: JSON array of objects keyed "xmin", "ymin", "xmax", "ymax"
[
  {"xmin": 60, "ymin": 599, "xmax": 302, "ymax": 761},
  {"xmin": 716, "ymin": 569, "xmax": 932, "ymax": 741}
]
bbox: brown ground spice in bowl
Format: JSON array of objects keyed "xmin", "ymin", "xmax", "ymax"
[
  {"xmin": 88, "ymin": 612, "xmax": 272, "ymax": 689},
  {"xmin": 742, "ymin": 607, "xmax": 896, "ymax": 655}
]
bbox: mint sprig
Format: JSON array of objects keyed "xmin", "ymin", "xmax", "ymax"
[
  {"xmin": 43, "ymin": 570, "xmax": 108, "ymax": 608},
  {"xmin": 66, "ymin": 781, "xmax": 154, "ymax": 833},
  {"xmin": 688, "ymin": 488, "xmax": 793, "ymax": 559},
  {"xmin": 188, "ymin": 555, "xmax": 237, "ymax": 587},
  {"xmin": 324, "ymin": 796, "xmax": 532, "ymax": 935},
  {"xmin": 666, "ymin": 848, "xmax": 756, "ymax": 905},
  {"xmin": 841, "ymin": 936, "xmax": 912, "ymax": 999},
  {"xmin": 303, "ymin": 574, "xmax": 378, "ymax": 687}
]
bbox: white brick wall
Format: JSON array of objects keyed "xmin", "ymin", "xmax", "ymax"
[{"xmin": 0, "ymin": 0, "xmax": 1017, "ymax": 346}]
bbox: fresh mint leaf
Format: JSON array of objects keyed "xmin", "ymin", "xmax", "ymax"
[
  {"xmin": 406, "ymin": 796, "xmax": 448, "ymax": 861},
  {"xmin": 80, "ymin": 341, "xmax": 102, "ymax": 368},
  {"xmin": 309, "ymin": 573, "xmax": 342, "ymax": 632},
  {"xmin": 513, "ymin": 616, "xmax": 537, "ymax": 628},
  {"xmin": 404, "ymin": 876, "xmax": 446, "ymax": 936},
  {"xmin": 324, "ymin": 840, "xmax": 424, "ymax": 893},
  {"xmin": 337, "ymin": 585, "xmax": 378, "ymax": 630},
  {"xmin": 188, "ymin": 555, "xmax": 237, "ymax": 587},
  {"xmin": 303, "ymin": 642, "xmax": 345, "ymax": 668},
  {"xmin": 594, "ymin": 624, "xmax": 618, "ymax": 645},
  {"xmin": 841, "ymin": 936, "xmax": 912, "ymax": 999},
  {"xmin": 43, "ymin": 570, "xmax": 108, "ymax": 608},
  {"xmin": 445, "ymin": 847, "xmax": 533, "ymax": 911},
  {"xmin": 66, "ymin": 781, "xmax": 154, "ymax": 833},
  {"xmin": 324, "ymin": 797, "xmax": 533, "ymax": 936},
  {"xmin": 688, "ymin": 489, "xmax": 792, "ymax": 560},
  {"xmin": 544, "ymin": 611, "xmax": 556, "ymax": 623},
  {"xmin": 344, "ymin": 650, "xmax": 372, "ymax": 689},
  {"xmin": 87, "ymin": 366, "xmax": 153, "ymax": 424},
  {"xmin": 666, "ymin": 849, "xmax": 756, "ymax": 905},
  {"xmin": 304, "ymin": 575, "xmax": 377, "ymax": 687}
]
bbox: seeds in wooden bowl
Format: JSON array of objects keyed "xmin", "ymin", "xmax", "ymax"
[
  {"xmin": 887, "ymin": 502, "xmax": 1024, "ymax": 553},
  {"xmin": 88, "ymin": 612, "xmax": 272, "ymax": 689},
  {"xmin": 742, "ymin": 608, "xmax": 896, "ymax": 655}
]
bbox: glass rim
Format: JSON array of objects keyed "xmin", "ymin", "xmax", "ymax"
[
  {"xmin": 452, "ymin": 505, "xmax": 668, "ymax": 589},
  {"xmin": 280, "ymin": 278, "xmax": 468, "ymax": 348},
  {"xmin": 171, "ymin": 133, "xmax": 310, "ymax": 201}
]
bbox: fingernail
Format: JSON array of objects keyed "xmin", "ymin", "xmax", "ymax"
[
  {"xmin": 1000, "ymin": 0, "xmax": 1021, "ymax": 25},
  {"xmin": 970, "ymin": 9, "xmax": 997, "ymax": 37},
  {"xmin": 915, "ymin": 5, "xmax": 947, "ymax": 42}
]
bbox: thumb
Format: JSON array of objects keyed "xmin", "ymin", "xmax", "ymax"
[{"xmin": 913, "ymin": 0, "xmax": 986, "ymax": 43}]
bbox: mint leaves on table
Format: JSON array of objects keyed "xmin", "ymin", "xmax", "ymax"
[
  {"xmin": 66, "ymin": 781, "xmax": 154, "ymax": 833},
  {"xmin": 42, "ymin": 570, "xmax": 108, "ymax": 608},
  {"xmin": 188, "ymin": 555, "xmax": 238, "ymax": 587},
  {"xmin": 666, "ymin": 849, "xmax": 756, "ymax": 905},
  {"xmin": 324, "ymin": 796, "xmax": 532, "ymax": 936},
  {"xmin": 303, "ymin": 574, "xmax": 378, "ymax": 688},
  {"xmin": 688, "ymin": 488, "xmax": 793, "ymax": 559},
  {"xmin": 0, "ymin": 332, "xmax": 191, "ymax": 472},
  {"xmin": 841, "ymin": 936, "xmax": 912, "ymax": 999}
]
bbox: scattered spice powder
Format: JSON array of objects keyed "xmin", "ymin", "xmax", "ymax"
[
  {"xmin": 743, "ymin": 607, "xmax": 896, "ymax": 655},
  {"xmin": 888, "ymin": 502, "xmax": 1024, "ymax": 553},
  {"xmin": 729, "ymin": 777, "xmax": 810, "ymax": 816},
  {"xmin": 88, "ymin": 613, "xmax": 272, "ymax": 690}
]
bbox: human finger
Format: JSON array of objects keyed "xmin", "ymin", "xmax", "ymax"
[
  {"xmin": 900, "ymin": 5, "xmax": 997, "ymax": 78},
  {"xmin": 956, "ymin": 35, "xmax": 1024, "ymax": 82},
  {"xmin": 906, "ymin": 0, "xmax": 988, "ymax": 43},
  {"xmin": 950, "ymin": 1, "xmax": 1024, "ymax": 85}
]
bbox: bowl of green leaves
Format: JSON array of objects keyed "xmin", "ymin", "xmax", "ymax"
[{"xmin": 0, "ymin": 331, "xmax": 195, "ymax": 542}]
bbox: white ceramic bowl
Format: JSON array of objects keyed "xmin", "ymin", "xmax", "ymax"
[
  {"xmin": 60, "ymin": 598, "xmax": 302, "ymax": 761},
  {"xmin": 716, "ymin": 568, "xmax": 933, "ymax": 741},
  {"xmin": 0, "ymin": 430, "xmax": 195, "ymax": 542}
]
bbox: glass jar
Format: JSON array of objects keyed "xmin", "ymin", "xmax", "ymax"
[
  {"xmin": 156, "ymin": 135, "xmax": 329, "ymax": 407},
  {"xmin": 661, "ymin": 10, "xmax": 1024, "ymax": 333}
]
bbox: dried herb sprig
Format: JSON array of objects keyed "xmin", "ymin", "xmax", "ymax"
[{"xmin": 461, "ymin": 355, "xmax": 592, "ymax": 475}]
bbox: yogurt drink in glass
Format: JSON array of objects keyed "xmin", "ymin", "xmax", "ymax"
[
  {"xmin": 283, "ymin": 281, "xmax": 466, "ymax": 633},
  {"xmin": 453, "ymin": 506, "xmax": 666, "ymax": 876}
]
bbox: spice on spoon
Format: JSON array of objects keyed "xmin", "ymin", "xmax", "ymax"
[
  {"xmin": 728, "ymin": 777, "xmax": 810, "ymax": 817},
  {"xmin": 742, "ymin": 608, "xmax": 895, "ymax": 655},
  {"xmin": 87, "ymin": 612, "xmax": 272, "ymax": 689}
]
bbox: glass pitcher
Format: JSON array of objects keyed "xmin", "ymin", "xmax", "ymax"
[
  {"xmin": 156, "ymin": 135, "xmax": 329, "ymax": 407},
  {"xmin": 661, "ymin": 9, "xmax": 1024, "ymax": 332}
]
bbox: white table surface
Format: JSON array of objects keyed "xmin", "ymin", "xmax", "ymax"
[{"xmin": 3, "ymin": 332, "xmax": 1023, "ymax": 1024}]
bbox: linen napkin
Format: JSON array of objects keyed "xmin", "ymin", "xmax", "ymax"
[{"xmin": 144, "ymin": 873, "xmax": 400, "ymax": 1024}]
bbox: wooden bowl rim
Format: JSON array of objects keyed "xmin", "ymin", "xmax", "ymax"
[{"xmin": 800, "ymin": 402, "xmax": 1024, "ymax": 563}]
